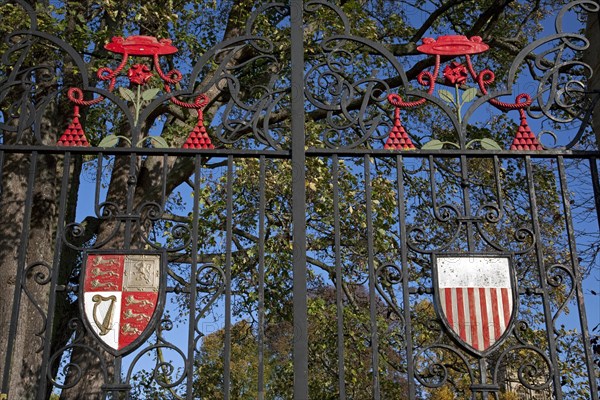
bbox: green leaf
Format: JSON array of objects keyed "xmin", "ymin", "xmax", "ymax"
[
  {"xmin": 141, "ymin": 88, "xmax": 161, "ymax": 101},
  {"xmin": 461, "ymin": 87, "xmax": 477, "ymax": 103},
  {"xmin": 480, "ymin": 138, "xmax": 503, "ymax": 150},
  {"xmin": 149, "ymin": 136, "xmax": 169, "ymax": 148},
  {"xmin": 118, "ymin": 87, "xmax": 136, "ymax": 102},
  {"xmin": 422, "ymin": 139, "xmax": 444, "ymax": 150},
  {"xmin": 438, "ymin": 89, "xmax": 455, "ymax": 104},
  {"xmin": 98, "ymin": 134, "xmax": 119, "ymax": 148}
]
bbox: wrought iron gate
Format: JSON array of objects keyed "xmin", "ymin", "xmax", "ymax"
[{"xmin": 0, "ymin": 0, "xmax": 599, "ymax": 399}]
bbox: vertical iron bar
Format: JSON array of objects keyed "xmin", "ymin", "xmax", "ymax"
[
  {"xmin": 37, "ymin": 152, "xmax": 72, "ymax": 398},
  {"xmin": 524, "ymin": 156, "xmax": 563, "ymax": 400},
  {"xmin": 0, "ymin": 150, "xmax": 4, "ymax": 198},
  {"xmin": 332, "ymin": 154, "xmax": 346, "ymax": 399},
  {"xmin": 396, "ymin": 155, "xmax": 415, "ymax": 398},
  {"xmin": 94, "ymin": 153, "xmax": 104, "ymax": 216},
  {"xmin": 364, "ymin": 155, "xmax": 380, "ymax": 399},
  {"xmin": 124, "ymin": 153, "xmax": 138, "ymax": 247},
  {"xmin": 258, "ymin": 156, "xmax": 266, "ymax": 400},
  {"xmin": 1, "ymin": 151, "xmax": 38, "ymax": 395},
  {"xmin": 460, "ymin": 155, "xmax": 475, "ymax": 252},
  {"xmin": 492, "ymin": 156, "xmax": 504, "ymax": 216},
  {"xmin": 589, "ymin": 158, "xmax": 600, "ymax": 241},
  {"xmin": 557, "ymin": 157, "xmax": 599, "ymax": 398},
  {"xmin": 589, "ymin": 158, "xmax": 600, "ymax": 398},
  {"xmin": 290, "ymin": 0, "xmax": 308, "ymax": 398},
  {"xmin": 112, "ymin": 358, "xmax": 122, "ymax": 397},
  {"xmin": 224, "ymin": 155, "xmax": 233, "ymax": 399},
  {"xmin": 161, "ymin": 154, "xmax": 168, "ymax": 206},
  {"xmin": 187, "ymin": 154, "xmax": 201, "ymax": 397}
]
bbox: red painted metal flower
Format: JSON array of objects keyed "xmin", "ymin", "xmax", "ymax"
[
  {"xmin": 443, "ymin": 61, "xmax": 468, "ymax": 86},
  {"xmin": 128, "ymin": 64, "xmax": 153, "ymax": 85}
]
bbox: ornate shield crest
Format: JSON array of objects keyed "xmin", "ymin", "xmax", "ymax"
[
  {"xmin": 80, "ymin": 252, "xmax": 165, "ymax": 355},
  {"xmin": 433, "ymin": 255, "xmax": 517, "ymax": 356}
]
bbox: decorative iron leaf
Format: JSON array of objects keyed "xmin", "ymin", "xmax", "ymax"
[
  {"xmin": 149, "ymin": 136, "xmax": 169, "ymax": 148},
  {"xmin": 438, "ymin": 89, "xmax": 455, "ymax": 104},
  {"xmin": 422, "ymin": 139, "xmax": 444, "ymax": 150},
  {"xmin": 480, "ymin": 138, "xmax": 502, "ymax": 150},
  {"xmin": 461, "ymin": 87, "xmax": 477, "ymax": 103},
  {"xmin": 118, "ymin": 87, "xmax": 136, "ymax": 102},
  {"xmin": 98, "ymin": 134, "xmax": 119, "ymax": 148},
  {"xmin": 141, "ymin": 88, "xmax": 161, "ymax": 101}
]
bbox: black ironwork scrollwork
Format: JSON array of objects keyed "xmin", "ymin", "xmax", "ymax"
[
  {"xmin": 183, "ymin": 2, "xmax": 290, "ymax": 150},
  {"xmin": 1, "ymin": 1, "xmax": 293, "ymax": 150},
  {"xmin": 303, "ymin": 1, "xmax": 412, "ymax": 149},
  {"xmin": 46, "ymin": 318, "xmax": 109, "ymax": 390},
  {"xmin": 374, "ymin": 263, "xmax": 406, "ymax": 331},
  {"xmin": 475, "ymin": 222, "xmax": 536, "ymax": 255},
  {"xmin": 22, "ymin": 261, "xmax": 52, "ymax": 352},
  {"xmin": 414, "ymin": 344, "xmax": 475, "ymax": 389},
  {"xmin": 546, "ymin": 264, "xmax": 576, "ymax": 334},
  {"xmin": 493, "ymin": 344, "xmax": 553, "ymax": 392},
  {"xmin": 125, "ymin": 318, "xmax": 188, "ymax": 399},
  {"xmin": 63, "ymin": 201, "xmax": 123, "ymax": 251},
  {"xmin": 137, "ymin": 201, "xmax": 193, "ymax": 252},
  {"xmin": 194, "ymin": 263, "xmax": 226, "ymax": 352},
  {"xmin": 301, "ymin": 0, "xmax": 597, "ymax": 150}
]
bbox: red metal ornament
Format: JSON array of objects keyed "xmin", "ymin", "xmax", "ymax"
[
  {"xmin": 104, "ymin": 36, "xmax": 178, "ymax": 56},
  {"xmin": 60, "ymin": 35, "xmax": 215, "ymax": 150},
  {"xmin": 183, "ymin": 124, "xmax": 214, "ymax": 150},
  {"xmin": 181, "ymin": 94, "xmax": 214, "ymax": 149},
  {"xmin": 127, "ymin": 63, "xmax": 153, "ymax": 85},
  {"xmin": 385, "ymin": 107, "xmax": 415, "ymax": 150},
  {"xmin": 57, "ymin": 106, "xmax": 90, "ymax": 147},
  {"xmin": 443, "ymin": 61, "xmax": 469, "ymax": 86},
  {"xmin": 417, "ymin": 35, "xmax": 489, "ymax": 56},
  {"xmin": 386, "ymin": 35, "xmax": 542, "ymax": 151},
  {"xmin": 510, "ymin": 110, "xmax": 542, "ymax": 150}
]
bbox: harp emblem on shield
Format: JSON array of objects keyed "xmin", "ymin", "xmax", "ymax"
[{"xmin": 91, "ymin": 294, "xmax": 117, "ymax": 336}]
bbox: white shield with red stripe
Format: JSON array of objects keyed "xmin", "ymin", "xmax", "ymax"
[
  {"xmin": 81, "ymin": 252, "xmax": 164, "ymax": 356},
  {"xmin": 433, "ymin": 255, "xmax": 516, "ymax": 356}
]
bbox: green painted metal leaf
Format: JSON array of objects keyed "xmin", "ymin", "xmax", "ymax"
[
  {"xmin": 118, "ymin": 87, "xmax": 136, "ymax": 102},
  {"xmin": 438, "ymin": 89, "xmax": 455, "ymax": 104},
  {"xmin": 149, "ymin": 136, "xmax": 169, "ymax": 148},
  {"xmin": 98, "ymin": 135, "xmax": 119, "ymax": 148},
  {"xmin": 480, "ymin": 138, "xmax": 502, "ymax": 150},
  {"xmin": 422, "ymin": 139, "xmax": 444, "ymax": 150},
  {"xmin": 461, "ymin": 87, "xmax": 477, "ymax": 103},
  {"xmin": 141, "ymin": 88, "xmax": 161, "ymax": 101}
]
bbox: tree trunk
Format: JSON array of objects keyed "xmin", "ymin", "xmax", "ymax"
[{"xmin": 0, "ymin": 151, "xmax": 61, "ymax": 399}]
